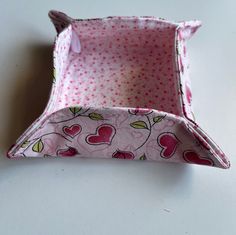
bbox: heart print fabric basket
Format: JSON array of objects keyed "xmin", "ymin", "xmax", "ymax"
[{"xmin": 7, "ymin": 10, "xmax": 230, "ymax": 169}]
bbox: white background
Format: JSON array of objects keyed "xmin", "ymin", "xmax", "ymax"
[{"xmin": 0, "ymin": 1, "xmax": 235, "ymax": 234}]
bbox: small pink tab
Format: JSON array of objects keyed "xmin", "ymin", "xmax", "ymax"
[{"xmin": 70, "ymin": 30, "xmax": 81, "ymax": 53}]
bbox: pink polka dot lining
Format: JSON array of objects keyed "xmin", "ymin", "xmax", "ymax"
[{"xmin": 52, "ymin": 17, "xmax": 183, "ymax": 116}]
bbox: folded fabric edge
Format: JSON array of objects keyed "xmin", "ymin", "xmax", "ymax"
[
  {"xmin": 6, "ymin": 107, "xmax": 188, "ymax": 159},
  {"xmin": 6, "ymin": 106, "xmax": 229, "ymax": 169},
  {"xmin": 48, "ymin": 10, "xmax": 202, "ymax": 35},
  {"xmin": 186, "ymin": 121, "xmax": 230, "ymax": 169},
  {"xmin": 177, "ymin": 20, "xmax": 202, "ymax": 40}
]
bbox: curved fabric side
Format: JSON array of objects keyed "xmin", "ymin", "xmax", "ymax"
[
  {"xmin": 7, "ymin": 106, "xmax": 228, "ymax": 169},
  {"xmin": 7, "ymin": 107, "xmax": 181, "ymax": 159},
  {"xmin": 6, "ymin": 24, "xmax": 73, "ymax": 158},
  {"xmin": 175, "ymin": 21, "xmax": 202, "ymax": 122},
  {"xmin": 186, "ymin": 121, "xmax": 230, "ymax": 169}
]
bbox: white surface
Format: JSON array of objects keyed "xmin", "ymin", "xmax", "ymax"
[{"xmin": 0, "ymin": 1, "xmax": 235, "ymax": 234}]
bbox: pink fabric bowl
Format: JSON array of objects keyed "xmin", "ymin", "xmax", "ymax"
[{"xmin": 7, "ymin": 10, "xmax": 230, "ymax": 169}]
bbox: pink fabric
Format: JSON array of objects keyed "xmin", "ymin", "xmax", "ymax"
[{"xmin": 7, "ymin": 10, "xmax": 230, "ymax": 169}]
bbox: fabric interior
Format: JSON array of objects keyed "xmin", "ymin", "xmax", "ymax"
[{"xmin": 53, "ymin": 18, "xmax": 182, "ymax": 115}]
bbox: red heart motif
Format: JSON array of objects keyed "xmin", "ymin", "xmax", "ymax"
[
  {"xmin": 112, "ymin": 150, "xmax": 135, "ymax": 160},
  {"xmin": 63, "ymin": 124, "xmax": 82, "ymax": 138},
  {"xmin": 158, "ymin": 132, "xmax": 179, "ymax": 158},
  {"xmin": 86, "ymin": 124, "xmax": 116, "ymax": 145},
  {"xmin": 57, "ymin": 147, "xmax": 78, "ymax": 157},
  {"xmin": 183, "ymin": 151, "xmax": 214, "ymax": 166}
]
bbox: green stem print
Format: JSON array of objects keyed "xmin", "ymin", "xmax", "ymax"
[
  {"xmin": 21, "ymin": 132, "xmax": 72, "ymax": 155},
  {"xmin": 130, "ymin": 114, "xmax": 166, "ymax": 150},
  {"xmin": 49, "ymin": 107, "xmax": 106, "ymax": 124}
]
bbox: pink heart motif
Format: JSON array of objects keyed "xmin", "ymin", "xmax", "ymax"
[
  {"xmin": 57, "ymin": 147, "xmax": 78, "ymax": 157},
  {"xmin": 63, "ymin": 124, "xmax": 82, "ymax": 138},
  {"xmin": 185, "ymin": 83, "xmax": 192, "ymax": 104},
  {"xmin": 86, "ymin": 124, "xmax": 116, "ymax": 145},
  {"xmin": 112, "ymin": 150, "xmax": 135, "ymax": 160},
  {"xmin": 183, "ymin": 151, "xmax": 214, "ymax": 166},
  {"xmin": 157, "ymin": 132, "xmax": 179, "ymax": 158}
]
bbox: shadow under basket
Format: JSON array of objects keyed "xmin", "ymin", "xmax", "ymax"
[{"xmin": 7, "ymin": 10, "xmax": 230, "ymax": 169}]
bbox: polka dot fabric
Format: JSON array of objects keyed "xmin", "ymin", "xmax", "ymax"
[
  {"xmin": 50, "ymin": 14, "xmax": 190, "ymax": 116},
  {"xmin": 61, "ymin": 19, "xmax": 179, "ymax": 115}
]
